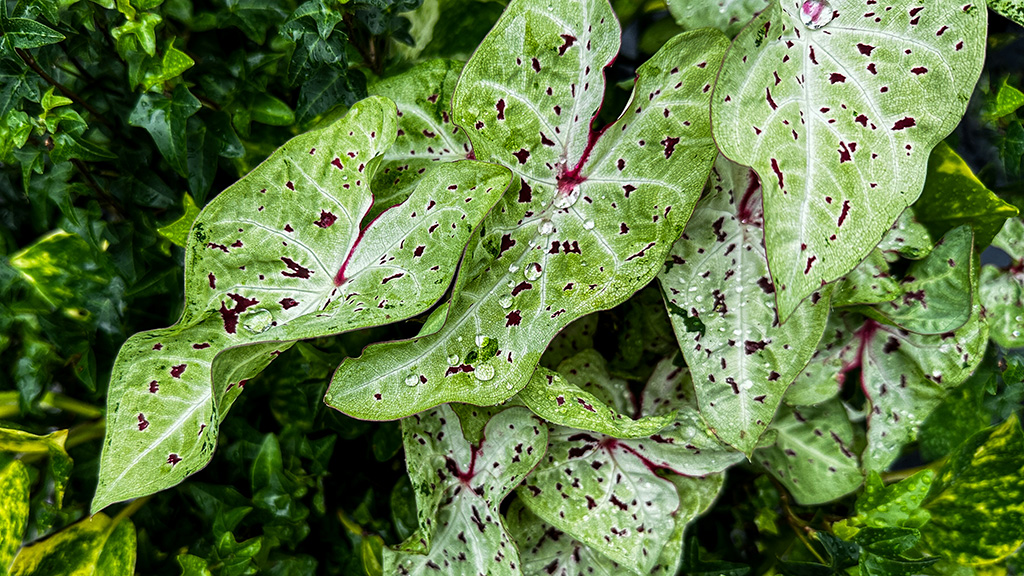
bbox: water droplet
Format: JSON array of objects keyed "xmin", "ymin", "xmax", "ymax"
[
  {"xmin": 800, "ymin": 0, "xmax": 835, "ymax": 29},
  {"xmin": 499, "ymin": 295, "xmax": 514, "ymax": 309},
  {"xmin": 242, "ymin": 308, "xmax": 273, "ymax": 333},
  {"xmin": 342, "ymin": 175, "xmax": 349, "ymax": 180},
  {"xmin": 1016, "ymin": 315, "xmax": 1024, "ymax": 323},
  {"xmin": 475, "ymin": 364, "xmax": 495, "ymax": 381},
  {"xmin": 1013, "ymin": 330, "xmax": 1022, "ymax": 338},
  {"xmin": 447, "ymin": 354, "xmax": 460, "ymax": 365},
  {"xmin": 553, "ymin": 185, "xmax": 581, "ymax": 209},
  {"xmin": 508, "ymin": 264, "xmax": 520, "ymax": 274},
  {"xmin": 583, "ymin": 219, "xmax": 595, "ymax": 230},
  {"xmin": 539, "ymin": 218, "xmax": 555, "ymax": 235},
  {"xmin": 524, "ymin": 262, "xmax": 543, "ymax": 281},
  {"xmin": 404, "ymin": 373, "xmax": 420, "ymax": 387},
  {"xmin": 695, "ymin": 295, "xmax": 703, "ymax": 303}
]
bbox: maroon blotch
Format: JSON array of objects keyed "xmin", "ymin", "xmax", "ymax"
[
  {"xmin": 315, "ymin": 210, "xmax": 337, "ymax": 228},
  {"xmin": 496, "ymin": 99, "xmax": 506, "ymax": 120},
  {"xmin": 505, "ymin": 310, "xmax": 522, "ymax": 327},
  {"xmin": 661, "ymin": 136, "xmax": 680, "ymax": 159},
  {"xmin": 280, "ymin": 298, "xmax": 299, "ymax": 309},
  {"xmin": 558, "ymin": 34, "xmax": 577, "ymax": 55},
  {"xmin": 167, "ymin": 454, "xmax": 182, "ymax": 466},
  {"xmin": 137, "ymin": 413, "xmax": 149, "ymax": 431},
  {"xmin": 513, "ymin": 148, "xmax": 530, "ymax": 164},
  {"xmin": 281, "ymin": 257, "xmax": 312, "ymax": 279},
  {"xmin": 891, "ymin": 117, "xmax": 916, "ymax": 130}
]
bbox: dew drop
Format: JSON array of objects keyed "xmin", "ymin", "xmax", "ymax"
[
  {"xmin": 1015, "ymin": 315, "xmax": 1023, "ymax": 322},
  {"xmin": 499, "ymin": 295, "xmax": 514, "ymax": 309},
  {"xmin": 404, "ymin": 373, "xmax": 420, "ymax": 387},
  {"xmin": 242, "ymin": 308, "xmax": 274, "ymax": 334},
  {"xmin": 583, "ymin": 219, "xmax": 595, "ymax": 230},
  {"xmin": 524, "ymin": 262, "xmax": 543, "ymax": 281},
  {"xmin": 475, "ymin": 364, "xmax": 496, "ymax": 381},
  {"xmin": 539, "ymin": 218, "xmax": 555, "ymax": 235},
  {"xmin": 695, "ymin": 295, "xmax": 704, "ymax": 303},
  {"xmin": 509, "ymin": 264, "xmax": 520, "ymax": 274},
  {"xmin": 553, "ymin": 185, "xmax": 581, "ymax": 209},
  {"xmin": 800, "ymin": 0, "xmax": 835, "ymax": 29},
  {"xmin": 447, "ymin": 354, "xmax": 460, "ymax": 365}
]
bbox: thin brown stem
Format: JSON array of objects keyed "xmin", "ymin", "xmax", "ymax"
[{"xmin": 15, "ymin": 47, "xmax": 112, "ymax": 128}]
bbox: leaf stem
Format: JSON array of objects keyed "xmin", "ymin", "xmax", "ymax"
[
  {"xmin": 15, "ymin": 47, "xmax": 112, "ymax": 128},
  {"xmin": 881, "ymin": 462, "xmax": 938, "ymax": 483}
]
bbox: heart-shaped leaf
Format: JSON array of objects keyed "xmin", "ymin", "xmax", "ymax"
[
  {"xmin": 384, "ymin": 405, "xmax": 547, "ymax": 575},
  {"xmin": 518, "ymin": 357, "xmax": 741, "ymax": 573},
  {"xmin": 784, "ymin": 312, "xmax": 860, "ymax": 406},
  {"xmin": 755, "ymin": 399, "xmax": 862, "ymax": 505},
  {"xmin": 667, "ymin": 0, "xmax": 770, "ymax": 37},
  {"xmin": 324, "ymin": 0, "xmax": 727, "ymax": 420},
  {"xmin": 94, "ymin": 97, "xmax": 512, "ymax": 511},
  {"xmin": 711, "ymin": 0, "xmax": 986, "ymax": 320},
  {"xmin": 979, "ymin": 217, "xmax": 1024, "ymax": 349},
  {"xmin": 658, "ymin": 155, "xmax": 832, "ymax": 454}
]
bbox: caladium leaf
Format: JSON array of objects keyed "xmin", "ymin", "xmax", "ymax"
[
  {"xmin": 539, "ymin": 313, "xmax": 598, "ymax": 369},
  {"xmin": 784, "ymin": 312, "xmax": 859, "ymax": 405},
  {"xmin": 517, "ymin": 352, "xmax": 676, "ymax": 439},
  {"xmin": 325, "ymin": 1, "xmax": 727, "ymax": 420},
  {"xmin": 384, "ymin": 405, "xmax": 547, "ymax": 576},
  {"xmin": 755, "ymin": 399, "xmax": 862, "ymax": 505},
  {"xmin": 518, "ymin": 357, "xmax": 741, "ymax": 574},
  {"xmin": 94, "ymin": 97, "xmax": 512, "ymax": 511},
  {"xmin": 921, "ymin": 415, "xmax": 1024, "ymax": 565},
  {"xmin": 832, "ymin": 248, "xmax": 900, "ymax": 307},
  {"xmin": 864, "ymin": 225, "xmax": 974, "ymax": 335},
  {"xmin": 366, "ymin": 59, "xmax": 473, "ymax": 223},
  {"xmin": 711, "ymin": 0, "xmax": 986, "ymax": 321},
  {"xmin": 658, "ymin": 155, "xmax": 832, "ymax": 454},
  {"xmin": 876, "ymin": 209, "xmax": 933, "ymax": 262},
  {"xmin": 507, "ymin": 472, "xmax": 724, "ymax": 576},
  {"xmin": 979, "ymin": 217, "xmax": 1024, "ymax": 349},
  {"xmin": 666, "ymin": 0, "xmax": 770, "ymax": 37}
]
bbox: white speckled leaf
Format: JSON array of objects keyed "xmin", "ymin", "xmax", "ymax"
[
  {"xmin": 876, "ymin": 209, "xmax": 934, "ymax": 261},
  {"xmin": 386, "ymin": 405, "xmax": 547, "ymax": 575},
  {"xmin": 658, "ymin": 156, "xmax": 832, "ymax": 454},
  {"xmin": 667, "ymin": 0, "xmax": 770, "ymax": 37},
  {"xmin": 711, "ymin": 0, "xmax": 986, "ymax": 320},
  {"xmin": 367, "ymin": 59, "xmax": 472, "ymax": 222},
  {"xmin": 833, "ymin": 248, "xmax": 900, "ymax": 307},
  {"xmin": 517, "ymin": 357, "xmax": 740, "ymax": 574},
  {"xmin": 540, "ymin": 314, "xmax": 598, "ymax": 368},
  {"xmin": 507, "ymin": 472, "xmax": 724, "ymax": 576},
  {"xmin": 784, "ymin": 312, "xmax": 860, "ymax": 405},
  {"xmin": 866, "ymin": 225, "xmax": 974, "ymax": 335},
  {"xmin": 324, "ymin": 0, "xmax": 726, "ymax": 420},
  {"xmin": 93, "ymin": 97, "xmax": 512, "ymax": 512},
  {"xmin": 979, "ymin": 218, "xmax": 1024, "ymax": 348},
  {"xmin": 755, "ymin": 399, "xmax": 862, "ymax": 505}
]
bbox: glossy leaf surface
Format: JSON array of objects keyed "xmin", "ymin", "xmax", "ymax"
[
  {"xmin": 659, "ymin": 156, "xmax": 831, "ymax": 453},
  {"xmin": 0, "ymin": 461, "xmax": 29, "ymax": 574},
  {"xmin": 0, "ymin": 428, "xmax": 72, "ymax": 507},
  {"xmin": 95, "ymin": 97, "xmax": 511, "ymax": 511},
  {"xmin": 9, "ymin": 514, "xmax": 136, "ymax": 576},
  {"xmin": 667, "ymin": 0, "xmax": 769, "ymax": 37},
  {"xmin": 384, "ymin": 405, "xmax": 547, "ymax": 576},
  {"xmin": 325, "ymin": 0, "xmax": 727, "ymax": 420},
  {"xmin": 711, "ymin": 0, "xmax": 986, "ymax": 320}
]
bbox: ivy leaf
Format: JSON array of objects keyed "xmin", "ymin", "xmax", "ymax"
[
  {"xmin": 914, "ymin": 142, "xmax": 1019, "ymax": 247},
  {"xmin": 93, "ymin": 97, "xmax": 512, "ymax": 511},
  {"xmin": 1002, "ymin": 120, "xmax": 1024, "ymax": 180},
  {"xmin": 0, "ymin": 461, "xmax": 30, "ymax": 572},
  {"xmin": 8, "ymin": 513, "xmax": 136, "ymax": 576},
  {"xmin": 711, "ymin": 0, "xmax": 986, "ymax": 320},
  {"xmin": 518, "ymin": 357, "xmax": 741, "ymax": 574},
  {"xmin": 666, "ymin": 0, "xmax": 769, "ymax": 37},
  {"xmin": 295, "ymin": 66, "xmax": 367, "ymax": 124},
  {"xmin": 755, "ymin": 399, "xmax": 862, "ymax": 505},
  {"xmin": 864, "ymin": 225, "xmax": 974, "ymax": 335},
  {"xmin": 979, "ymin": 217, "xmax": 1024, "ymax": 349},
  {"xmin": 326, "ymin": 0, "xmax": 728, "ymax": 420},
  {"xmin": 921, "ymin": 415, "xmax": 1024, "ymax": 565},
  {"xmin": 384, "ymin": 405, "xmax": 547, "ymax": 575},
  {"xmin": 367, "ymin": 59, "xmax": 472, "ymax": 223},
  {"xmin": 1, "ymin": 17, "xmax": 64, "ymax": 48},
  {"xmin": 659, "ymin": 155, "xmax": 832, "ymax": 454},
  {"xmin": 129, "ymin": 85, "xmax": 203, "ymax": 177},
  {"xmin": 517, "ymin": 352, "xmax": 676, "ymax": 439},
  {"xmin": 507, "ymin": 473, "xmax": 724, "ymax": 576}
]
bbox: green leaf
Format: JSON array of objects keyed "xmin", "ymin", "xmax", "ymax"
[
  {"xmin": 914, "ymin": 142, "xmax": 1019, "ymax": 247},
  {"xmin": 1, "ymin": 18, "xmax": 64, "ymax": 48},
  {"xmin": 39, "ymin": 87, "xmax": 72, "ymax": 113},
  {"xmin": 93, "ymin": 97, "xmax": 512, "ymax": 511},
  {"xmin": 326, "ymin": 2, "xmax": 727, "ymax": 420},
  {"xmin": 295, "ymin": 66, "xmax": 366, "ymax": 124},
  {"xmin": 854, "ymin": 470, "xmax": 933, "ymax": 531},
  {"xmin": 382, "ymin": 406, "xmax": 547, "ymax": 575},
  {"xmin": 785, "ymin": 312, "xmax": 859, "ymax": 406},
  {"xmin": 111, "ymin": 12, "xmax": 161, "ymax": 57},
  {"xmin": 250, "ymin": 94, "xmax": 295, "ymax": 127},
  {"xmin": 666, "ymin": 0, "xmax": 769, "ymax": 37},
  {"xmin": 0, "ymin": 461, "xmax": 30, "ymax": 574},
  {"xmin": 0, "ymin": 428, "xmax": 73, "ymax": 508},
  {"xmin": 984, "ymin": 76, "xmax": 1024, "ymax": 120},
  {"xmin": 833, "ymin": 249, "xmax": 901, "ymax": 308},
  {"xmin": 711, "ymin": 0, "xmax": 986, "ymax": 320},
  {"xmin": 987, "ymin": 0, "xmax": 1024, "ymax": 28},
  {"xmin": 140, "ymin": 40, "xmax": 196, "ymax": 90},
  {"xmin": 979, "ymin": 218, "xmax": 1024, "ymax": 349},
  {"xmin": 129, "ymin": 85, "xmax": 202, "ymax": 177},
  {"xmin": 9, "ymin": 514, "xmax": 135, "ymax": 576},
  {"xmin": 518, "ymin": 357, "xmax": 741, "ymax": 573},
  {"xmin": 917, "ymin": 359, "xmax": 992, "ymax": 461},
  {"xmin": 875, "ymin": 209, "xmax": 934, "ymax": 262},
  {"xmin": 658, "ymin": 155, "xmax": 832, "ymax": 454},
  {"xmin": 755, "ymin": 399, "xmax": 862, "ymax": 505},
  {"xmin": 159, "ymin": 194, "xmax": 201, "ymax": 248},
  {"xmin": 922, "ymin": 415, "xmax": 1024, "ymax": 565},
  {"xmin": 517, "ymin": 352, "xmax": 676, "ymax": 439}
]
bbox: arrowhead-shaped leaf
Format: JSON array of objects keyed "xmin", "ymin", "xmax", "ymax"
[
  {"xmin": 979, "ymin": 217, "xmax": 1024, "ymax": 349},
  {"xmin": 94, "ymin": 96, "xmax": 512, "ymax": 511},
  {"xmin": 755, "ymin": 399, "xmax": 862, "ymax": 505},
  {"xmin": 658, "ymin": 155, "xmax": 832, "ymax": 454},
  {"xmin": 325, "ymin": 0, "xmax": 727, "ymax": 420},
  {"xmin": 711, "ymin": 0, "xmax": 986, "ymax": 320},
  {"xmin": 384, "ymin": 405, "xmax": 547, "ymax": 575},
  {"xmin": 922, "ymin": 415, "xmax": 1024, "ymax": 565},
  {"xmin": 518, "ymin": 356, "xmax": 741, "ymax": 574}
]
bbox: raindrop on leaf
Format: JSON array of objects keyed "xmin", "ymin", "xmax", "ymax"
[
  {"xmin": 474, "ymin": 364, "xmax": 495, "ymax": 381},
  {"xmin": 539, "ymin": 219, "xmax": 555, "ymax": 235},
  {"xmin": 242, "ymin": 309, "xmax": 273, "ymax": 334},
  {"xmin": 524, "ymin": 262, "xmax": 543, "ymax": 281},
  {"xmin": 800, "ymin": 0, "xmax": 835, "ymax": 30},
  {"xmin": 404, "ymin": 373, "xmax": 420, "ymax": 387}
]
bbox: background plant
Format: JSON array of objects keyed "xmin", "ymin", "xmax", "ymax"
[{"xmin": 1, "ymin": 0, "xmax": 1023, "ymax": 574}]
